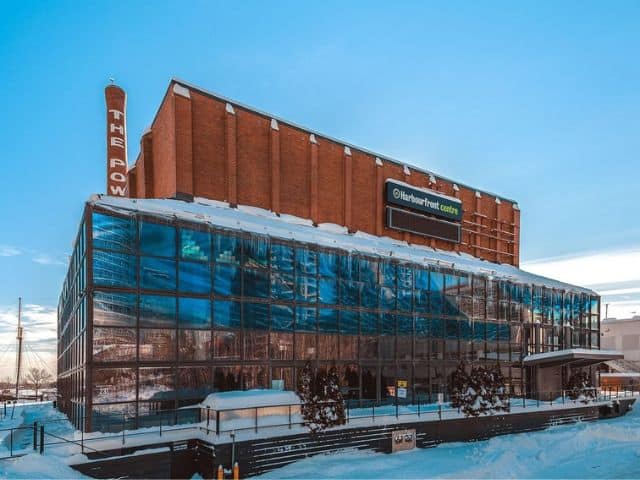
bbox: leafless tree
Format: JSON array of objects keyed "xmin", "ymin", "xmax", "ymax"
[{"xmin": 25, "ymin": 368, "xmax": 52, "ymax": 398}]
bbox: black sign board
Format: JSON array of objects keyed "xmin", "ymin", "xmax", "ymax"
[
  {"xmin": 386, "ymin": 207, "xmax": 461, "ymax": 243},
  {"xmin": 386, "ymin": 180, "xmax": 462, "ymax": 221}
]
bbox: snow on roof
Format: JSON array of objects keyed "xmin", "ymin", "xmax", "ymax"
[
  {"xmin": 90, "ymin": 195, "xmax": 595, "ymax": 294},
  {"xmin": 199, "ymin": 389, "xmax": 301, "ymax": 410},
  {"xmin": 600, "ymin": 372, "xmax": 640, "ymax": 377},
  {"xmin": 524, "ymin": 348, "xmax": 623, "ymax": 364}
]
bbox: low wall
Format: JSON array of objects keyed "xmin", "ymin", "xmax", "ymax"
[{"xmin": 72, "ymin": 398, "xmax": 635, "ymax": 479}]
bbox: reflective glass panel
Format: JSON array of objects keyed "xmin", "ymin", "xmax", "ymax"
[
  {"xmin": 180, "ymin": 228, "xmax": 211, "ymax": 261},
  {"xmin": 271, "ymin": 243, "xmax": 294, "ymax": 272},
  {"xmin": 139, "ymin": 367, "xmax": 175, "ymax": 401},
  {"xmin": 92, "ymin": 368, "xmax": 137, "ymax": 403},
  {"xmin": 243, "ymin": 268, "xmax": 269, "ymax": 298},
  {"xmin": 140, "ymin": 295, "xmax": 176, "ymax": 328},
  {"xmin": 243, "ymin": 236, "xmax": 269, "ymax": 269},
  {"xmin": 178, "ymin": 330, "xmax": 211, "ymax": 361},
  {"xmin": 93, "ymin": 291, "xmax": 136, "ymax": 326},
  {"xmin": 271, "ymin": 273, "xmax": 294, "ymax": 300},
  {"xmin": 213, "ymin": 300, "xmax": 241, "ymax": 329},
  {"xmin": 93, "ymin": 251, "xmax": 137, "ymax": 288},
  {"xmin": 92, "ymin": 212, "xmax": 136, "ymax": 253},
  {"xmin": 140, "ymin": 221, "xmax": 175, "ymax": 257},
  {"xmin": 93, "ymin": 327, "xmax": 136, "ymax": 362},
  {"xmin": 214, "ymin": 264, "xmax": 241, "ymax": 296},
  {"xmin": 139, "ymin": 329, "xmax": 176, "ymax": 361},
  {"xmin": 178, "ymin": 261, "xmax": 211, "ymax": 294},
  {"xmin": 213, "ymin": 233, "xmax": 241, "ymax": 264},
  {"xmin": 271, "ymin": 304, "xmax": 294, "ymax": 331},
  {"xmin": 178, "ymin": 297, "xmax": 211, "ymax": 329},
  {"xmin": 318, "ymin": 251, "xmax": 338, "ymax": 277},
  {"xmin": 244, "ymin": 302, "xmax": 269, "ymax": 330},
  {"xmin": 140, "ymin": 256, "xmax": 176, "ymax": 290}
]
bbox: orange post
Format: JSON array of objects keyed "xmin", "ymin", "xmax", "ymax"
[
  {"xmin": 233, "ymin": 461, "xmax": 239, "ymax": 480},
  {"xmin": 217, "ymin": 465, "xmax": 224, "ymax": 480}
]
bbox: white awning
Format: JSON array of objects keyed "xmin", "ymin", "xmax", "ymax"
[{"xmin": 523, "ymin": 348, "xmax": 623, "ymax": 367}]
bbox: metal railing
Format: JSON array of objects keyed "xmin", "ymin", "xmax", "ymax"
[{"xmin": 0, "ymin": 388, "xmax": 636, "ymax": 461}]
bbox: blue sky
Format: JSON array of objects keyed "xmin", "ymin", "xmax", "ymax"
[{"xmin": 1, "ymin": 1, "xmax": 639, "ymax": 374}]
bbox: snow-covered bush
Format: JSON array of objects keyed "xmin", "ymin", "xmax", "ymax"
[
  {"xmin": 450, "ymin": 362, "xmax": 510, "ymax": 417},
  {"xmin": 565, "ymin": 370, "xmax": 596, "ymax": 403},
  {"xmin": 297, "ymin": 362, "xmax": 346, "ymax": 432}
]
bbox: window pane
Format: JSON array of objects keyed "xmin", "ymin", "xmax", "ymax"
[
  {"xmin": 92, "ymin": 368, "xmax": 137, "ymax": 403},
  {"xmin": 140, "ymin": 294, "xmax": 176, "ymax": 327},
  {"xmin": 340, "ymin": 310, "xmax": 358, "ymax": 334},
  {"xmin": 180, "ymin": 228, "xmax": 211, "ymax": 261},
  {"xmin": 244, "ymin": 330, "xmax": 269, "ymax": 360},
  {"xmin": 318, "ymin": 308, "xmax": 338, "ymax": 333},
  {"xmin": 213, "ymin": 300, "xmax": 241, "ymax": 329},
  {"xmin": 271, "ymin": 273, "xmax": 294, "ymax": 300},
  {"xmin": 318, "ymin": 279, "xmax": 337, "ymax": 304},
  {"xmin": 140, "ymin": 256, "xmax": 176, "ymax": 290},
  {"xmin": 213, "ymin": 233, "xmax": 241, "ymax": 264},
  {"xmin": 379, "ymin": 262, "xmax": 396, "ymax": 287},
  {"xmin": 178, "ymin": 367, "xmax": 213, "ymax": 401},
  {"xmin": 296, "ymin": 248, "xmax": 317, "ymax": 274},
  {"xmin": 271, "ymin": 243, "xmax": 294, "ymax": 272},
  {"xmin": 271, "ymin": 304, "xmax": 294, "ymax": 331},
  {"xmin": 296, "ymin": 275, "xmax": 317, "ymax": 303},
  {"xmin": 339, "ymin": 279, "xmax": 360, "ymax": 307},
  {"xmin": 93, "ymin": 251, "xmax": 136, "ymax": 288},
  {"xmin": 360, "ymin": 312, "xmax": 378, "ymax": 335},
  {"xmin": 214, "ymin": 264, "xmax": 241, "ymax": 296},
  {"xmin": 178, "ymin": 297, "xmax": 211, "ymax": 329},
  {"xmin": 93, "ymin": 327, "xmax": 136, "ymax": 362},
  {"xmin": 139, "ymin": 367, "xmax": 175, "ymax": 401},
  {"xmin": 243, "ymin": 236, "xmax": 269, "ymax": 269},
  {"xmin": 296, "ymin": 307, "xmax": 316, "ymax": 332},
  {"xmin": 244, "ymin": 302, "xmax": 269, "ymax": 330},
  {"xmin": 318, "ymin": 251, "xmax": 338, "ymax": 277},
  {"xmin": 92, "ymin": 212, "xmax": 136, "ymax": 253},
  {"xmin": 140, "ymin": 329, "xmax": 176, "ymax": 361},
  {"xmin": 140, "ymin": 221, "xmax": 176, "ymax": 257},
  {"xmin": 178, "ymin": 330, "xmax": 211, "ymax": 361},
  {"xmin": 93, "ymin": 291, "xmax": 136, "ymax": 326},
  {"xmin": 213, "ymin": 331, "xmax": 241, "ymax": 359},
  {"xmin": 179, "ymin": 261, "xmax": 211, "ymax": 294},
  {"xmin": 243, "ymin": 268, "xmax": 270, "ymax": 298}
]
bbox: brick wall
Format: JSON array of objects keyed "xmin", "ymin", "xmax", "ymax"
[{"xmin": 127, "ymin": 80, "xmax": 520, "ymax": 266}]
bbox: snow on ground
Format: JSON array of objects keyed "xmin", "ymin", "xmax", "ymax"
[{"xmin": 257, "ymin": 402, "xmax": 640, "ymax": 479}]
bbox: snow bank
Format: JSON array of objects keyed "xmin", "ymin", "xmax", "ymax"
[{"xmin": 200, "ymin": 389, "xmax": 301, "ymax": 411}]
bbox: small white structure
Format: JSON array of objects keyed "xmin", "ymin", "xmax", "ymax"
[{"xmin": 200, "ymin": 389, "xmax": 302, "ymax": 433}]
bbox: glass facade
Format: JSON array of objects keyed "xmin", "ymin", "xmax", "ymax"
[{"xmin": 57, "ymin": 206, "xmax": 601, "ymax": 431}]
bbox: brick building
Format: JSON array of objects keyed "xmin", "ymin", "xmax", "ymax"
[{"xmin": 56, "ymin": 79, "xmax": 618, "ymax": 432}]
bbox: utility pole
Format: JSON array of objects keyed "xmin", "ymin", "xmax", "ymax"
[{"xmin": 15, "ymin": 298, "xmax": 23, "ymax": 400}]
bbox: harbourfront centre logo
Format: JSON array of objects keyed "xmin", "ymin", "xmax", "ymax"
[{"xmin": 386, "ymin": 180, "xmax": 462, "ymax": 221}]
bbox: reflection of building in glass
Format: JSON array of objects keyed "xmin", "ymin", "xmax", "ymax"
[
  {"xmin": 57, "ymin": 80, "xmax": 612, "ymax": 432},
  {"xmin": 58, "ymin": 197, "xmax": 602, "ymax": 431}
]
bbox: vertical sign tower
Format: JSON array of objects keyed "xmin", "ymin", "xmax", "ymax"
[{"xmin": 105, "ymin": 83, "xmax": 128, "ymax": 196}]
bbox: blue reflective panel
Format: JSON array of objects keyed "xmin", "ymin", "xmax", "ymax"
[
  {"xmin": 415, "ymin": 316, "xmax": 429, "ymax": 336},
  {"xmin": 590, "ymin": 297, "xmax": 599, "ymax": 316},
  {"xmin": 339, "ymin": 280, "xmax": 359, "ymax": 306},
  {"xmin": 430, "ymin": 318, "xmax": 444, "ymax": 338},
  {"xmin": 93, "ymin": 251, "xmax": 137, "ymax": 288},
  {"xmin": 140, "ymin": 295, "xmax": 176, "ymax": 327},
  {"xmin": 398, "ymin": 266, "xmax": 413, "ymax": 289},
  {"xmin": 243, "ymin": 236, "xmax": 269, "ymax": 269},
  {"xmin": 214, "ymin": 264, "xmax": 241, "ymax": 296},
  {"xmin": 179, "ymin": 261, "xmax": 211, "ymax": 294},
  {"xmin": 296, "ymin": 248, "xmax": 317, "ymax": 274},
  {"xmin": 339, "ymin": 310, "xmax": 358, "ymax": 334},
  {"xmin": 92, "ymin": 212, "xmax": 136, "ymax": 253},
  {"xmin": 318, "ymin": 251, "xmax": 338, "ymax": 277},
  {"xmin": 140, "ymin": 221, "xmax": 176, "ymax": 257},
  {"xmin": 380, "ymin": 313, "xmax": 395, "ymax": 335},
  {"xmin": 445, "ymin": 319, "xmax": 458, "ymax": 339},
  {"xmin": 498, "ymin": 323, "xmax": 510, "ymax": 341},
  {"xmin": 271, "ymin": 273, "xmax": 294, "ymax": 300},
  {"xmin": 486, "ymin": 322, "xmax": 498, "ymax": 341},
  {"xmin": 414, "ymin": 290, "xmax": 428, "ymax": 313},
  {"xmin": 444, "ymin": 295, "xmax": 459, "ymax": 316},
  {"xmin": 244, "ymin": 302, "xmax": 269, "ymax": 329},
  {"xmin": 430, "ymin": 293, "xmax": 443, "ymax": 314},
  {"xmin": 361, "ymin": 285, "xmax": 378, "ymax": 308},
  {"xmin": 213, "ymin": 300, "xmax": 241, "ymax": 328},
  {"xmin": 271, "ymin": 304, "xmax": 294, "ymax": 331},
  {"xmin": 473, "ymin": 321, "xmax": 485, "ymax": 341},
  {"xmin": 140, "ymin": 256, "xmax": 176, "ymax": 290},
  {"xmin": 379, "ymin": 286, "xmax": 396, "ymax": 311},
  {"xmin": 379, "ymin": 262, "xmax": 396, "ymax": 287},
  {"xmin": 180, "ymin": 228, "xmax": 211, "ymax": 261},
  {"xmin": 178, "ymin": 297, "xmax": 211, "ymax": 329},
  {"xmin": 339, "ymin": 255, "xmax": 357, "ymax": 281},
  {"xmin": 359, "ymin": 258, "xmax": 378, "ymax": 285},
  {"xmin": 397, "ymin": 314, "xmax": 413, "ymax": 335},
  {"xmin": 572, "ymin": 294, "xmax": 582, "ymax": 324},
  {"xmin": 522, "ymin": 286, "xmax": 532, "ymax": 306},
  {"xmin": 414, "ymin": 269, "xmax": 429, "ymax": 290},
  {"xmin": 445, "ymin": 274, "xmax": 458, "ymax": 294},
  {"xmin": 243, "ymin": 268, "xmax": 269, "ymax": 298},
  {"xmin": 397, "ymin": 289, "xmax": 412, "ymax": 312},
  {"xmin": 93, "ymin": 291, "xmax": 137, "ymax": 326},
  {"xmin": 429, "ymin": 271, "xmax": 444, "ymax": 292},
  {"xmin": 553, "ymin": 293, "xmax": 563, "ymax": 325},
  {"xmin": 296, "ymin": 307, "xmax": 316, "ymax": 332},
  {"xmin": 296, "ymin": 275, "xmax": 317, "ymax": 303},
  {"xmin": 460, "ymin": 319, "xmax": 473, "ymax": 340},
  {"xmin": 213, "ymin": 233, "xmax": 240, "ymax": 264},
  {"xmin": 271, "ymin": 243, "xmax": 294, "ymax": 272},
  {"xmin": 360, "ymin": 312, "xmax": 378, "ymax": 335},
  {"xmin": 318, "ymin": 278, "xmax": 337, "ymax": 304},
  {"xmin": 318, "ymin": 309, "xmax": 338, "ymax": 333}
]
